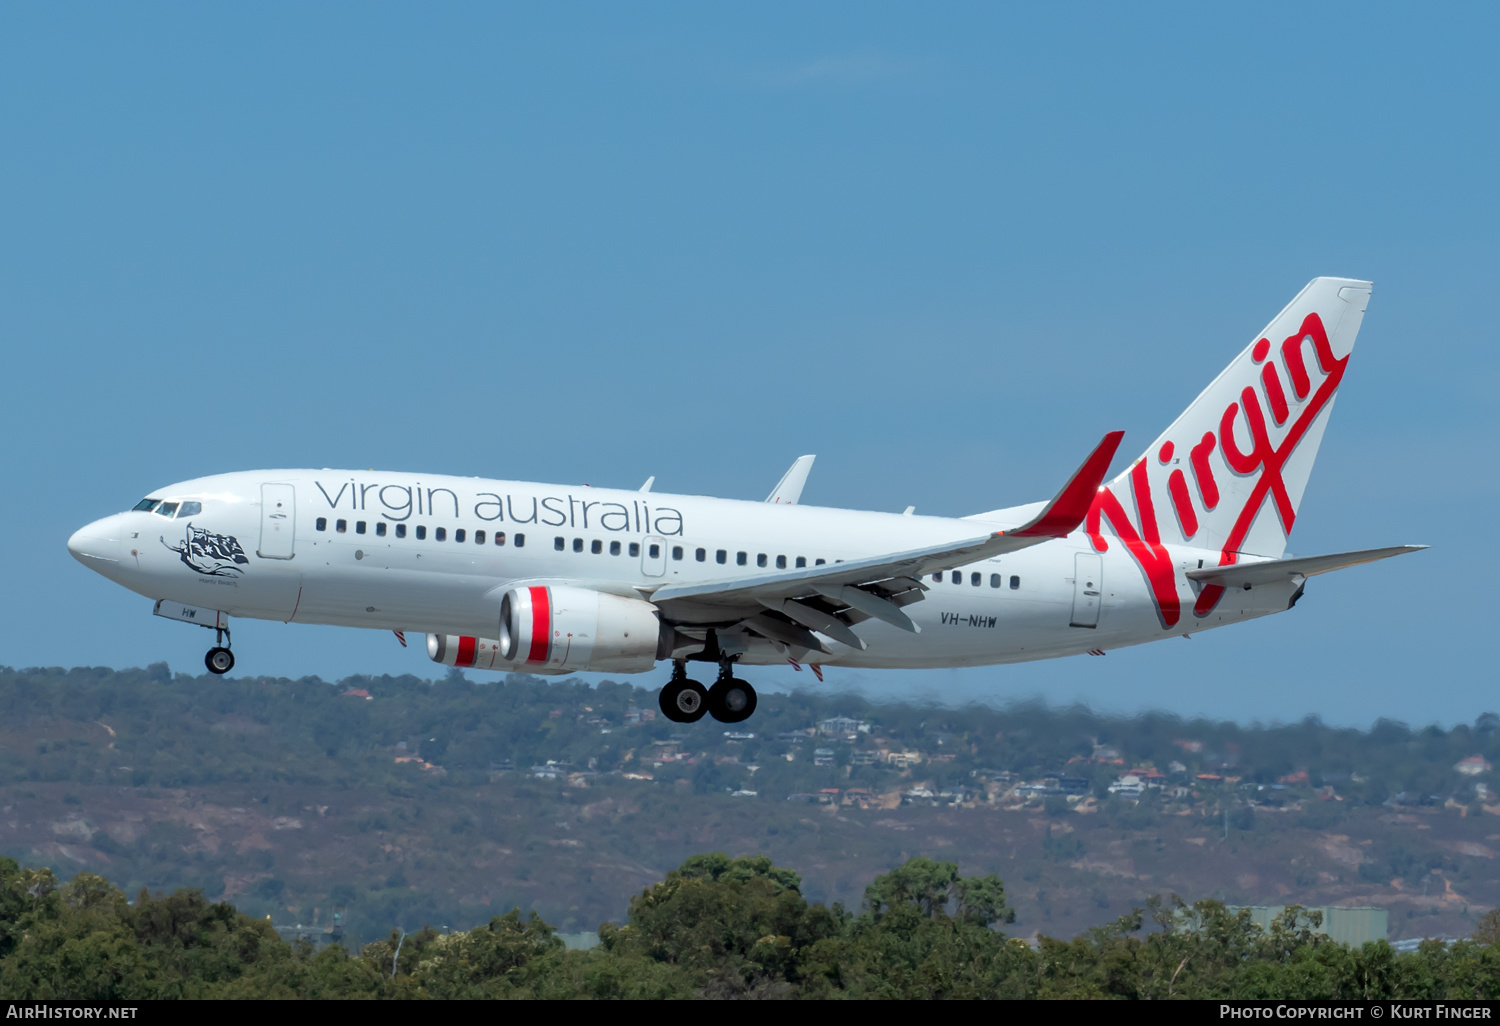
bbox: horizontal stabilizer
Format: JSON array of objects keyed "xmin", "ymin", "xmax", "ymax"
[{"xmin": 1185, "ymin": 545, "xmax": 1427, "ymax": 588}]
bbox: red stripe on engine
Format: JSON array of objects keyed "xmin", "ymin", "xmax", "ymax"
[
  {"xmin": 456, "ymin": 635, "xmax": 476, "ymax": 667},
  {"xmin": 527, "ymin": 586, "xmax": 551, "ymax": 664}
]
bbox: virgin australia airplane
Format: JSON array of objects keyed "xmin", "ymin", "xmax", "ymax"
[{"xmin": 68, "ymin": 278, "xmax": 1423, "ymax": 724}]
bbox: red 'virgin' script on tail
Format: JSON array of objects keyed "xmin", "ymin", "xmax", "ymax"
[{"xmin": 1088, "ymin": 312, "xmax": 1348, "ymax": 628}]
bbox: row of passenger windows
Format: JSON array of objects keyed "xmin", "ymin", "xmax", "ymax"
[
  {"xmin": 552, "ymin": 538, "xmax": 830, "ymax": 569},
  {"xmin": 935, "ymin": 570, "xmax": 1021, "ymax": 589},
  {"xmin": 312, "ymin": 519, "xmax": 1018, "ymax": 587},
  {"xmin": 132, "ymin": 499, "xmax": 203, "ymax": 518},
  {"xmin": 314, "ymin": 518, "xmax": 526, "ymax": 547},
  {"xmin": 556, "ymin": 536, "xmax": 644, "ymax": 557}
]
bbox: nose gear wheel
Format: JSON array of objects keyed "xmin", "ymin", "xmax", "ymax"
[{"xmin": 205, "ymin": 647, "xmax": 235, "ymax": 675}]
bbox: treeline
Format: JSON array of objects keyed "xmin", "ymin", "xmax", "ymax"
[
  {"xmin": 1, "ymin": 664, "xmax": 1495, "ymax": 806},
  {"xmin": 1, "ymin": 854, "xmax": 1497, "ymax": 999}
]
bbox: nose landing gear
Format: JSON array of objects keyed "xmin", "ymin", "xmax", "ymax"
[{"xmin": 657, "ymin": 658, "xmax": 758, "ymax": 724}]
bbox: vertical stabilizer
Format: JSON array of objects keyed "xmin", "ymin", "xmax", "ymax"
[{"xmin": 1086, "ymin": 278, "xmax": 1372, "ymax": 624}]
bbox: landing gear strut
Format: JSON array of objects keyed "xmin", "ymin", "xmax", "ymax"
[
  {"xmin": 659, "ymin": 662, "xmax": 708, "ymax": 723},
  {"xmin": 205, "ymin": 625, "xmax": 235, "ymax": 675}
]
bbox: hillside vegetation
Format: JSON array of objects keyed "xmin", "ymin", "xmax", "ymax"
[{"xmin": 1, "ymin": 665, "xmax": 1497, "ymax": 947}]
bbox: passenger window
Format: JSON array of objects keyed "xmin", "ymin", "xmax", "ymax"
[
  {"xmin": 356, "ymin": 521, "xmax": 366, "ymax": 535},
  {"xmin": 610, "ymin": 540, "xmax": 621, "ymax": 555},
  {"xmin": 649, "ymin": 543, "xmax": 660, "ymax": 558},
  {"xmin": 336, "ymin": 519, "xmax": 347, "ymax": 533},
  {"xmin": 932, "ymin": 573, "xmax": 941, "ymax": 583},
  {"xmin": 695, "ymin": 548, "xmax": 706, "ymax": 562},
  {"xmin": 496, "ymin": 532, "xmax": 506, "ymax": 546},
  {"xmin": 376, "ymin": 522, "xmax": 387, "ymax": 537},
  {"xmin": 776, "ymin": 555, "xmax": 787, "ymax": 569},
  {"xmin": 591, "ymin": 539, "xmax": 602, "ymax": 554},
  {"xmin": 416, "ymin": 526, "xmax": 427, "ymax": 540},
  {"xmin": 990, "ymin": 573, "xmax": 1001, "ymax": 588},
  {"xmin": 971, "ymin": 572, "xmax": 981, "ymax": 586},
  {"xmin": 951, "ymin": 571, "xmax": 961, "ymax": 585},
  {"xmin": 573, "ymin": 538, "xmax": 584, "ymax": 553},
  {"xmin": 132, "ymin": 499, "xmax": 161, "ymax": 512},
  {"xmin": 672, "ymin": 546, "xmax": 683, "ymax": 560},
  {"xmin": 157, "ymin": 502, "xmax": 179, "ymax": 518},
  {"xmin": 815, "ymin": 558, "xmax": 825, "ymax": 565},
  {"xmin": 1010, "ymin": 575, "xmax": 1020, "ymax": 590},
  {"xmin": 757, "ymin": 554, "xmax": 768, "ymax": 568},
  {"xmin": 395, "ymin": 524, "xmax": 407, "ymax": 538},
  {"xmin": 178, "ymin": 501, "xmax": 202, "ymax": 517},
  {"xmin": 795, "ymin": 557, "xmax": 806, "ymax": 568},
  {"xmin": 316, "ymin": 517, "xmax": 328, "ymax": 532},
  {"xmin": 455, "ymin": 529, "xmax": 465, "ymax": 543},
  {"xmin": 555, "ymin": 537, "xmax": 565, "ymax": 551},
  {"xmin": 716, "ymin": 549, "xmax": 726, "ymax": 564},
  {"xmin": 514, "ymin": 534, "xmax": 525, "ymax": 547},
  {"xmin": 737, "ymin": 552, "xmax": 747, "ymax": 566},
  {"xmin": 629, "ymin": 542, "xmax": 640, "ymax": 557},
  {"xmin": 475, "ymin": 530, "xmax": 485, "ymax": 544},
  {"xmin": 435, "ymin": 527, "xmax": 446, "ymax": 541}
]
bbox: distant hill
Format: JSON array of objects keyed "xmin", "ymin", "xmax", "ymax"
[{"xmin": 0, "ymin": 664, "xmax": 1495, "ymax": 945}]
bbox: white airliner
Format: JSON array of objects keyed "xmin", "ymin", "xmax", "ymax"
[{"xmin": 68, "ymin": 278, "xmax": 1423, "ymax": 724}]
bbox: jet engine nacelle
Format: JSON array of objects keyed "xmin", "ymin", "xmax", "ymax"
[{"xmin": 427, "ymin": 585, "xmax": 661, "ymax": 674}]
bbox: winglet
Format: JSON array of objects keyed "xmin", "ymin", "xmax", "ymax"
[
  {"xmin": 767, "ymin": 455, "xmax": 816, "ymax": 504},
  {"xmin": 1008, "ymin": 431, "xmax": 1125, "ymax": 538}
]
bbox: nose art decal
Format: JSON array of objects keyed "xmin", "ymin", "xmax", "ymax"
[{"xmin": 161, "ymin": 523, "xmax": 250, "ymax": 577}]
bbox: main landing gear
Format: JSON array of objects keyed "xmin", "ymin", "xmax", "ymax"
[
  {"xmin": 205, "ymin": 625, "xmax": 235, "ymax": 676},
  {"xmin": 658, "ymin": 658, "xmax": 757, "ymax": 724}
]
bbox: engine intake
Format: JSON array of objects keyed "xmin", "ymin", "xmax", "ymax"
[{"xmin": 428, "ymin": 585, "xmax": 661, "ymax": 674}]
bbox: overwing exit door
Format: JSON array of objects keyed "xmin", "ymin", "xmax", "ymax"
[
  {"xmin": 1070, "ymin": 552, "xmax": 1102, "ymax": 628},
  {"xmin": 258, "ymin": 483, "xmax": 296, "ymax": 559},
  {"xmin": 641, "ymin": 536, "xmax": 667, "ymax": 577}
]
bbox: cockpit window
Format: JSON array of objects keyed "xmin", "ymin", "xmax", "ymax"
[
  {"xmin": 177, "ymin": 501, "xmax": 202, "ymax": 517},
  {"xmin": 156, "ymin": 501, "xmax": 180, "ymax": 518},
  {"xmin": 132, "ymin": 499, "xmax": 161, "ymax": 512}
]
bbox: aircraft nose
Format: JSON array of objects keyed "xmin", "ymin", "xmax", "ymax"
[{"xmin": 67, "ymin": 518, "xmax": 121, "ymax": 567}]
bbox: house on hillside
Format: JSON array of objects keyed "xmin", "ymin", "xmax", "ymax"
[
  {"xmin": 819, "ymin": 715, "xmax": 866, "ymax": 737},
  {"xmin": 813, "ymin": 748, "xmax": 836, "ymax": 767}
]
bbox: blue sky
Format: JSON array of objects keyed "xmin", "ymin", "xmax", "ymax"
[{"xmin": 2, "ymin": 3, "xmax": 1494, "ymax": 727}]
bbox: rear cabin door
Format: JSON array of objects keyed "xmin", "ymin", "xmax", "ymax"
[
  {"xmin": 641, "ymin": 536, "xmax": 667, "ymax": 577},
  {"xmin": 258, "ymin": 483, "xmax": 297, "ymax": 559},
  {"xmin": 1069, "ymin": 552, "xmax": 1102, "ymax": 628}
]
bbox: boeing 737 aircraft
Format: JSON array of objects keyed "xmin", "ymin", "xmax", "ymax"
[{"xmin": 68, "ymin": 278, "xmax": 1423, "ymax": 724}]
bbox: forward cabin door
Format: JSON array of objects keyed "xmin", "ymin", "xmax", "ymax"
[
  {"xmin": 1069, "ymin": 552, "xmax": 1102, "ymax": 628},
  {"xmin": 258, "ymin": 483, "xmax": 297, "ymax": 559},
  {"xmin": 641, "ymin": 536, "xmax": 667, "ymax": 577}
]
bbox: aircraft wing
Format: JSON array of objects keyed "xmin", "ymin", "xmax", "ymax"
[
  {"xmin": 650, "ymin": 432, "xmax": 1124, "ymax": 644},
  {"xmin": 1185, "ymin": 545, "xmax": 1427, "ymax": 589}
]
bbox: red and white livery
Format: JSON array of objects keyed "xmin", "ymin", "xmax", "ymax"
[{"xmin": 68, "ymin": 278, "xmax": 1423, "ymax": 723}]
